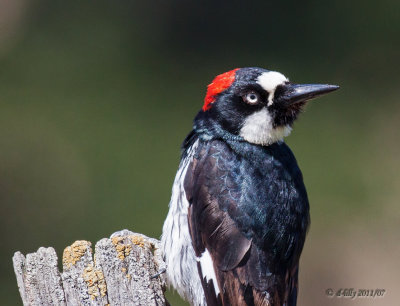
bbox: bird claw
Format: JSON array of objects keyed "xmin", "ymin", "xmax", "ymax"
[{"xmin": 150, "ymin": 268, "xmax": 166, "ymax": 279}]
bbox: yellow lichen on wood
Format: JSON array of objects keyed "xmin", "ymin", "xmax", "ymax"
[
  {"xmin": 62, "ymin": 240, "xmax": 91, "ymax": 269},
  {"xmin": 97, "ymin": 269, "xmax": 107, "ymax": 297},
  {"xmin": 111, "ymin": 234, "xmax": 151, "ymax": 261},
  {"xmin": 111, "ymin": 236, "xmax": 132, "ymax": 260},
  {"xmin": 82, "ymin": 263, "xmax": 107, "ymax": 299},
  {"xmin": 120, "ymin": 265, "xmax": 131, "ymax": 280},
  {"xmin": 130, "ymin": 235, "xmax": 145, "ymax": 248}
]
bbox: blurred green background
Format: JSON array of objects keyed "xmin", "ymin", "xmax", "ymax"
[{"xmin": 0, "ymin": 0, "xmax": 399, "ymax": 305}]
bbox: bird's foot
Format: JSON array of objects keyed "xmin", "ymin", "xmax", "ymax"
[{"xmin": 150, "ymin": 267, "xmax": 166, "ymax": 279}]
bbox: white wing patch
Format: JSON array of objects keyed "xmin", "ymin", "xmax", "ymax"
[
  {"xmin": 197, "ymin": 249, "xmax": 221, "ymax": 296},
  {"xmin": 257, "ymin": 71, "xmax": 288, "ymax": 105}
]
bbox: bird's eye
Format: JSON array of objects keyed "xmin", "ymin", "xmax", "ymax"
[{"xmin": 243, "ymin": 92, "xmax": 260, "ymax": 105}]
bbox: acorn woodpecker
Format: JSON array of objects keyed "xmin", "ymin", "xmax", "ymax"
[{"xmin": 161, "ymin": 67, "xmax": 339, "ymax": 306}]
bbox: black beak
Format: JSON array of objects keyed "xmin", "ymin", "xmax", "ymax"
[{"xmin": 278, "ymin": 83, "xmax": 339, "ymax": 105}]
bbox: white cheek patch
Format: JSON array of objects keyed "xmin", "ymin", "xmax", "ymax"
[
  {"xmin": 257, "ymin": 71, "xmax": 288, "ymax": 106},
  {"xmin": 239, "ymin": 108, "xmax": 292, "ymax": 146}
]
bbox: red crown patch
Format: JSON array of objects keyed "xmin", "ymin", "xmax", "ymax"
[{"xmin": 203, "ymin": 68, "xmax": 239, "ymax": 111}]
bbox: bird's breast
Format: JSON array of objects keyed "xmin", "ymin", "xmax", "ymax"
[{"xmin": 195, "ymin": 138, "xmax": 310, "ymax": 270}]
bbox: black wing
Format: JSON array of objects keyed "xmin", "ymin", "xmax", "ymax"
[{"xmin": 184, "ymin": 138, "xmax": 308, "ymax": 305}]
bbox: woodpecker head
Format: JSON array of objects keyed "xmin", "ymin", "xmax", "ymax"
[{"xmin": 194, "ymin": 67, "xmax": 339, "ymax": 146}]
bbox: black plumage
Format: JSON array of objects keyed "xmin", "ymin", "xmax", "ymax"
[
  {"xmin": 184, "ymin": 127, "xmax": 309, "ymax": 305},
  {"xmin": 162, "ymin": 67, "xmax": 338, "ymax": 306}
]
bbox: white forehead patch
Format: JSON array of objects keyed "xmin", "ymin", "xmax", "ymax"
[
  {"xmin": 239, "ymin": 108, "xmax": 292, "ymax": 146},
  {"xmin": 257, "ymin": 71, "xmax": 288, "ymax": 106}
]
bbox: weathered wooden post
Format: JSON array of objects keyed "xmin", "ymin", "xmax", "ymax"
[{"xmin": 13, "ymin": 229, "xmax": 166, "ymax": 306}]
